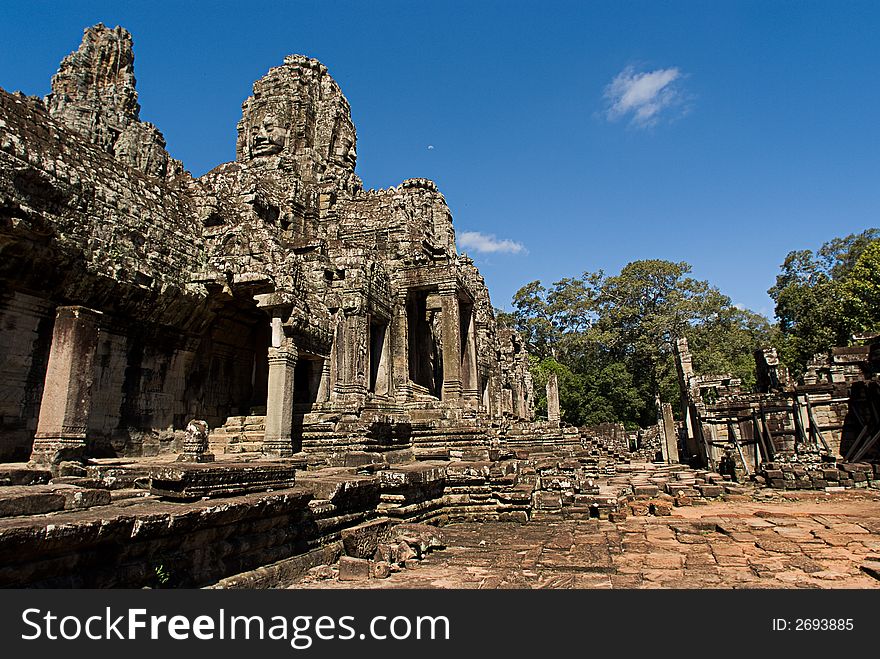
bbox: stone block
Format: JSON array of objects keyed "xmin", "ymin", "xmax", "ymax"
[
  {"xmin": 150, "ymin": 462, "xmax": 298, "ymax": 499},
  {"xmin": 0, "ymin": 466, "xmax": 52, "ymax": 487},
  {"xmin": 338, "ymin": 556, "xmax": 372, "ymax": 581},
  {"xmin": 697, "ymin": 484, "xmax": 723, "ymax": 497},
  {"xmin": 0, "ymin": 486, "xmax": 66, "ymax": 517},
  {"xmin": 633, "ymin": 484, "xmax": 659, "ymax": 496},
  {"xmin": 341, "ymin": 518, "xmax": 390, "ymax": 559},
  {"xmin": 59, "ymin": 487, "xmax": 111, "ymax": 509},
  {"xmin": 534, "ymin": 492, "xmax": 563, "ymax": 510}
]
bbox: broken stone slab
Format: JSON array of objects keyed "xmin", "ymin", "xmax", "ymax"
[
  {"xmin": 697, "ymin": 484, "xmax": 724, "ymax": 498},
  {"xmin": 49, "ymin": 476, "xmax": 105, "ymax": 488},
  {"xmin": 534, "ymin": 492, "xmax": 563, "ymax": 510},
  {"xmin": 296, "ymin": 470, "xmax": 380, "ymax": 512},
  {"xmin": 0, "ymin": 465, "xmax": 52, "ymax": 486},
  {"xmin": 341, "ymin": 518, "xmax": 391, "ymax": 559},
  {"xmin": 56, "ymin": 461, "xmax": 88, "ymax": 477},
  {"xmin": 633, "ymin": 484, "xmax": 659, "ymax": 496},
  {"xmin": 329, "ymin": 451, "xmax": 385, "ymax": 468},
  {"xmin": 54, "ymin": 485, "xmax": 112, "ymax": 509},
  {"xmin": 394, "ymin": 541, "xmax": 418, "ymax": 563},
  {"xmin": 379, "ymin": 462, "xmax": 446, "ymax": 489},
  {"xmin": 389, "ymin": 522, "xmax": 445, "ymax": 555},
  {"xmin": 495, "ymin": 484, "xmax": 534, "ymax": 504},
  {"xmin": 860, "ymin": 559, "xmax": 880, "ymax": 582},
  {"xmin": 149, "ymin": 462, "xmax": 297, "ymax": 500},
  {"xmin": 0, "ymin": 486, "xmax": 66, "ymax": 518},
  {"xmin": 444, "ymin": 462, "xmax": 492, "ymax": 484}
]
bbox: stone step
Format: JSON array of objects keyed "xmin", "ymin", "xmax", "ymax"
[{"xmin": 0, "ymin": 484, "xmax": 111, "ymax": 518}]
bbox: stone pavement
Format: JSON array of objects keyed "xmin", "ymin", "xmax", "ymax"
[{"xmin": 286, "ymin": 490, "xmax": 880, "ymax": 589}]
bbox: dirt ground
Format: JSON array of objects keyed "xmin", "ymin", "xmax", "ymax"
[{"xmin": 288, "ymin": 490, "xmax": 880, "ymax": 589}]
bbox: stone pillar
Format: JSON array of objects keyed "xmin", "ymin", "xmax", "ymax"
[
  {"xmin": 338, "ymin": 312, "xmax": 368, "ymax": 405},
  {"xmin": 661, "ymin": 402, "xmax": 678, "ymax": 464},
  {"xmin": 31, "ymin": 306, "xmax": 103, "ymax": 465},
  {"xmin": 546, "ymin": 371, "xmax": 561, "ymax": 426},
  {"xmin": 316, "ymin": 358, "xmax": 331, "ymax": 403},
  {"xmin": 263, "ymin": 342, "xmax": 298, "ymax": 458},
  {"xmin": 440, "ymin": 289, "xmax": 461, "ymax": 401},
  {"xmin": 391, "ymin": 293, "xmax": 410, "ymax": 401},
  {"xmin": 461, "ymin": 305, "xmax": 480, "ymax": 407}
]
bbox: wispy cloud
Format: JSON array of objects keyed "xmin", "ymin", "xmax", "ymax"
[
  {"xmin": 603, "ymin": 65, "xmax": 689, "ymax": 127},
  {"xmin": 458, "ymin": 231, "xmax": 526, "ymax": 255}
]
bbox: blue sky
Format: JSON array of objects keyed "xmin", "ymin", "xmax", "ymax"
[{"xmin": 1, "ymin": 1, "xmax": 878, "ymax": 318}]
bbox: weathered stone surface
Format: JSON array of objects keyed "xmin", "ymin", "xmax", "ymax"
[
  {"xmin": 1, "ymin": 22, "xmax": 540, "ymax": 469},
  {"xmin": 149, "ymin": 462, "xmax": 296, "ymax": 499},
  {"xmin": 0, "ymin": 466, "xmax": 51, "ymax": 486},
  {"xmin": 338, "ymin": 556, "xmax": 372, "ymax": 581},
  {"xmin": 390, "ymin": 522, "xmax": 445, "ymax": 554},
  {"xmin": 0, "ymin": 486, "xmax": 66, "ymax": 517},
  {"xmin": 341, "ymin": 518, "xmax": 390, "ymax": 559},
  {"xmin": 296, "ymin": 471, "xmax": 380, "ymax": 512},
  {"xmin": 177, "ymin": 420, "xmax": 213, "ymax": 463}
]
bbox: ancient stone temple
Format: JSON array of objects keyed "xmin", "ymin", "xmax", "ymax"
[
  {"xmin": 0, "ymin": 24, "xmax": 537, "ymax": 466},
  {"xmin": 1, "ymin": 25, "xmax": 878, "ymax": 591}
]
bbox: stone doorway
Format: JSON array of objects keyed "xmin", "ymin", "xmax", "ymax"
[{"xmin": 407, "ymin": 290, "xmax": 442, "ymax": 398}]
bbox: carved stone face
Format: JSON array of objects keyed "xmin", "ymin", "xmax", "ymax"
[
  {"xmin": 250, "ymin": 112, "xmax": 287, "ymax": 157},
  {"xmin": 334, "ymin": 135, "xmax": 356, "ymax": 166}
]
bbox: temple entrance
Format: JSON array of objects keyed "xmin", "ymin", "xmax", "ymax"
[
  {"xmin": 294, "ymin": 354, "xmax": 323, "ymax": 411},
  {"xmin": 407, "ymin": 290, "xmax": 443, "ymax": 397},
  {"xmin": 369, "ymin": 316, "xmax": 390, "ymax": 395},
  {"xmin": 177, "ymin": 303, "xmax": 272, "ymax": 428},
  {"xmin": 247, "ymin": 319, "xmax": 270, "ymax": 413}
]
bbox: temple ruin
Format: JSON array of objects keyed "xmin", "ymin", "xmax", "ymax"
[
  {"xmin": 0, "ymin": 26, "xmax": 878, "ymax": 589},
  {"xmin": 1, "ymin": 24, "xmax": 540, "ymax": 468}
]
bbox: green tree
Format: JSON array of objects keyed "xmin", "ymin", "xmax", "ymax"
[
  {"xmin": 840, "ymin": 239, "xmax": 880, "ymax": 336},
  {"xmin": 769, "ymin": 228, "xmax": 878, "ymax": 376},
  {"xmin": 510, "ymin": 260, "xmax": 770, "ymax": 428}
]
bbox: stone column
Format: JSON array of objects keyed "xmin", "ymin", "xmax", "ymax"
[
  {"xmin": 440, "ymin": 289, "xmax": 461, "ymax": 401},
  {"xmin": 391, "ymin": 293, "xmax": 410, "ymax": 401},
  {"xmin": 263, "ymin": 342, "xmax": 298, "ymax": 458},
  {"xmin": 461, "ymin": 305, "xmax": 480, "ymax": 407},
  {"xmin": 31, "ymin": 306, "xmax": 103, "ymax": 465},
  {"xmin": 338, "ymin": 312, "xmax": 368, "ymax": 405},
  {"xmin": 316, "ymin": 358, "xmax": 331, "ymax": 403},
  {"xmin": 661, "ymin": 402, "xmax": 678, "ymax": 464},
  {"xmin": 546, "ymin": 371, "xmax": 561, "ymax": 426}
]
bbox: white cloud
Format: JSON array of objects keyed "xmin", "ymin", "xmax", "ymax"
[
  {"xmin": 458, "ymin": 231, "xmax": 526, "ymax": 255},
  {"xmin": 603, "ymin": 65, "xmax": 688, "ymax": 127}
]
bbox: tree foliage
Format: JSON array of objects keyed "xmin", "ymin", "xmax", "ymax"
[
  {"xmin": 769, "ymin": 228, "xmax": 879, "ymax": 376},
  {"xmin": 511, "ymin": 260, "xmax": 772, "ymax": 428}
]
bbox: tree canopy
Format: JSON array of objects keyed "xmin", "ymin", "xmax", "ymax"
[
  {"xmin": 509, "ymin": 259, "xmax": 773, "ymax": 428},
  {"xmin": 768, "ymin": 228, "xmax": 879, "ymax": 376}
]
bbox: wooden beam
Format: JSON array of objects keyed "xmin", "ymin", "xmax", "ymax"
[
  {"xmin": 758, "ymin": 406, "xmax": 775, "ymax": 460},
  {"xmin": 844, "ymin": 425, "xmax": 870, "ymax": 462},
  {"xmin": 804, "ymin": 396, "xmax": 832, "ymax": 453},
  {"xmin": 853, "ymin": 428, "xmax": 880, "ymax": 463},
  {"xmin": 727, "ymin": 421, "xmax": 752, "ymax": 476}
]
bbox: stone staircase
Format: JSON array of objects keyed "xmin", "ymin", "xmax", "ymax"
[{"xmin": 208, "ymin": 415, "xmax": 266, "ymax": 454}]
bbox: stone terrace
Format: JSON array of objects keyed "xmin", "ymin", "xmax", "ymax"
[{"xmin": 285, "ymin": 491, "xmax": 880, "ymax": 589}]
